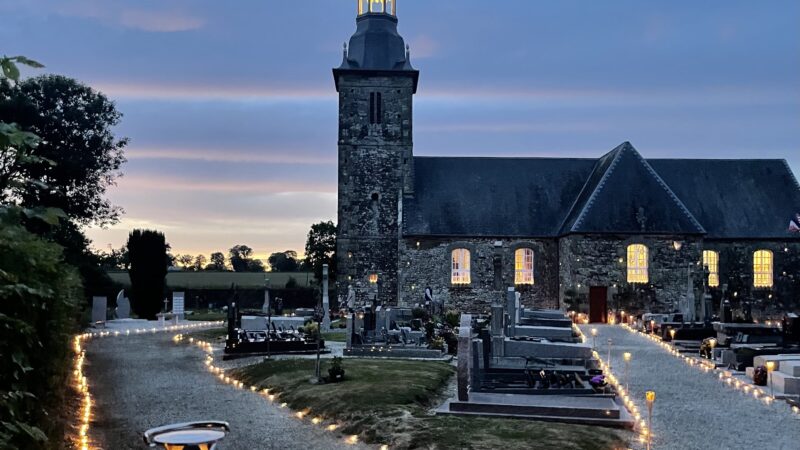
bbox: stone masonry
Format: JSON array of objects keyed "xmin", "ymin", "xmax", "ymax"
[{"xmin": 336, "ymin": 74, "xmax": 415, "ymax": 306}]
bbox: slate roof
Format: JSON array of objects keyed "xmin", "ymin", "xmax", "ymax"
[{"xmin": 404, "ymin": 142, "xmax": 800, "ymax": 239}]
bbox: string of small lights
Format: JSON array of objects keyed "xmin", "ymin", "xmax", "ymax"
[
  {"xmin": 621, "ymin": 323, "xmax": 800, "ymax": 415},
  {"xmin": 71, "ymin": 321, "xmax": 223, "ymax": 449},
  {"xmin": 574, "ymin": 326, "xmax": 651, "ymax": 447},
  {"xmin": 173, "ymin": 334, "xmax": 388, "ymax": 449}
]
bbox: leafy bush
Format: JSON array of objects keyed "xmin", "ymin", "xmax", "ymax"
[
  {"xmin": 444, "ymin": 310, "xmax": 460, "ymax": 328},
  {"xmin": 127, "ymin": 229, "xmax": 167, "ymax": 319},
  {"xmin": 429, "ymin": 337, "xmax": 445, "ymax": 351},
  {"xmin": 0, "ymin": 215, "xmax": 81, "ymax": 448},
  {"xmin": 412, "ymin": 308, "xmax": 430, "ymax": 322}
]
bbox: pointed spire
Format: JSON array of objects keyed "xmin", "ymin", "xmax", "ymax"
[{"xmin": 341, "ymin": 42, "xmax": 349, "ymax": 66}]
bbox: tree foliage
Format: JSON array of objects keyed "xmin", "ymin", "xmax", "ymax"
[
  {"xmin": 268, "ymin": 250, "xmax": 300, "ymax": 272},
  {"xmin": 228, "ymin": 244, "xmax": 265, "ymax": 272},
  {"xmin": 305, "ymin": 221, "xmax": 336, "ymax": 283},
  {"xmin": 206, "ymin": 252, "xmax": 227, "ymax": 271},
  {"xmin": 127, "ymin": 229, "xmax": 168, "ymax": 319},
  {"xmin": 0, "ymin": 213, "xmax": 81, "ymax": 449},
  {"xmin": 0, "ymin": 75, "xmax": 127, "ymax": 226}
]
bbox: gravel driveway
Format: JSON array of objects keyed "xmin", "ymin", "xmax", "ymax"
[
  {"xmin": 85, "ymin": 333, "xmax": 364, "ymax": 450},
  {"xmin": 581, "ymin": 325, "xmax": 800, "ymax": 450}
]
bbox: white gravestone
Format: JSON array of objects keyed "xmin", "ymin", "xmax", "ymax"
[
  {"xmin": 115, "ymin": 289, "xmax": 130, "ymax": 319},
  {"xmin": 92, "ymin": 296, "xmax": 107, "ymax": 327},
  {"xmin": 172, "ymin": 292, "xmax": 185, "ymax": 322}
]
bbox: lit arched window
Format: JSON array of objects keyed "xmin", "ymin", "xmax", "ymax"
[
  {"xmin": 451, "ymin": 249, "xmax": 471, "ymax": 285},
  {"xmin": 515, "ymin": 248, "xmax": 534, "ymax": 285},
  {"xmin": 703, "ymin": 250, "xmax": 720, "ymax": 287},
  {"xmin": 753, "ymin": 250, "xmax": 773, "ymax": 288},
  {"xmin": 627, "ymin": 244, "xmax": 649, "ymax": 284}
]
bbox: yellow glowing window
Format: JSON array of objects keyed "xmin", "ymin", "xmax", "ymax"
[
  {"xmin": 359, "ymin": 0, "xmax": 395, "ymax": 15},
  {"xmin": 627, "ymin": 244, "xmax": 649, "ymax": 284},
  {"xmin": 451, "ymin": 249, "xmax": 471, "ymax": 285},
  {"xmin": 703, "ymin": 250, "xmax": 720, "ymax": 287},
  {"xmin": 369, "ymin": 274, "xmax": 378, "ymax": 284},
  {"xmin": 515, "ymin": 248, "xmax": 534, "ymax": 285},
  {"xmin": 753, "ymin": 250, "xmax": 773, "ymax": 288}
]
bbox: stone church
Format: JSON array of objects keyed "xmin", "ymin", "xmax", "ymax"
[{"xmin": 335, "ymin": 0, "xmax": 800, "ymax": 319}]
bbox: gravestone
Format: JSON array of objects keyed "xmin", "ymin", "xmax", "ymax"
[
  {"xmin": 505, "ymin": 287, "xmax": 518, "ymax": 327},
  {"xmin": 322, "ymin": 264, "xmax": 331, "ymax": 332},
  {"xmin": 346, "ymin": 313, "xmax": 354, "ymax": 348},
  {"xmin": 457, "ymin": 314, "xmax": 473, "ymax": 401},
  {"xmin": 92, "ymin": 296, "xmax": 107, "ymax": 326},
  {"xmin": 173, "ymin": 292, "xmax": 185, "ymax": 321},
  {"xmin": 262, "ymin": 284, "xmax": 270, "ymax": 314},
  {"xmin": 490, "ymin": 300, "xmax": 505, "ymax": 357},
  {"xmin": 116, "ymin": 289, "xmax": 130, "ymax": 319}
]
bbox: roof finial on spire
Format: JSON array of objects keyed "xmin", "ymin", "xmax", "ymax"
[
  {"xmin": 343, "ymin": 42, "xmax": 348, "ymax": 58},
  {"xmin": 405, "ymin": 43, "xmax": 410, "ymax": 60}
]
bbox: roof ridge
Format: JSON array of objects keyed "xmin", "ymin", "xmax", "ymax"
[
  {"xmin": 632, "ymin": 150, "xmax": 706, "ymax": 233},
  {"xmin": 572, "ymin": 143, "xmax": 706, "ymax": 234},
  {"xmin": 569, "ymin": 143, "xmax": 627, "ymax": 231},
  {"xmin": 782, "ymin": 159, "xmax": 800, "ymax": 192}
]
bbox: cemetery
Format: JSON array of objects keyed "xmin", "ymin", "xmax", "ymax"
[{"xmin": 3, "ymin": 1, "xmax": 799, "ymax": 450}]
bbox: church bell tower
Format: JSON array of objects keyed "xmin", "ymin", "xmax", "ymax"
[{"xmin": 334, "ymin": 0, "xmax": 418, "ymax": 305}]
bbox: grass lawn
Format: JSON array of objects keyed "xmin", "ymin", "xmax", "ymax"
[
  {"xmin": 232, "ymin": 359, "xmax": 628, "ymax": 450},
  {"xmin": 188, "ymin": 327, "xmax": 228, "ymax": 341},
  {"xmin": 186, "ymin": 311, "xmax": 227, "ymax": 322},
  {"xmin": 321, "ymin": 332, "xmax": 346, "ymax": 342}
]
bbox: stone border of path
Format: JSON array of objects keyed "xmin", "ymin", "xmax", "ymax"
[
  {"xmin": 574, "ymin": 327, "xmax": 650, "ymax": 447},
  {"xmin": 621, "ymin": 324, "xmax": 800, "ymax": 417},
  {"xmin": 70, "ymin": 321, "xmax": 223, "ymax": 450},
  {"xmin": 172, "ymin": 334, "xmax": 382, "ymax": 449}
]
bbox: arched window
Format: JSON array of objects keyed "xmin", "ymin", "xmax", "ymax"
[
  {"xmin": 753, "ymin": 250, "xmax": 773, "ymax": 288},
  {"xmin": 703, "ymin": 250, "xmax": 720, "ymax": 287},
  {"xmin": 515, "ymin": 248, "xmax": 534, "ymax": 285},
  {"xmin": 451, "ymin": 249, "xmax": 471, "ymax": 285},
  {"xmin": 627, "ymin": 244, "xmax": 649, "ymax": 284}
]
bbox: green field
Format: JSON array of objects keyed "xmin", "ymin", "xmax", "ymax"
[{"xmin": 232, "ymin": 359, "xmax": 628, "ymax": 449}]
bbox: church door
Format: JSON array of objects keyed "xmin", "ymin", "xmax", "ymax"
[{"xmin": 589, "ymin": 287, "xmax": 608, "ymax": 324}]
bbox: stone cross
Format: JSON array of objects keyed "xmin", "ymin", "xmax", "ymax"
[{"xmin": 457, "ymin": 313, "xmax": 473, "ymax": 401}]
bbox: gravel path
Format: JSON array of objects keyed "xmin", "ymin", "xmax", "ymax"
[
  {"xmin": 85, "ymin": 333, "xmax": 365, "ymax": 450},
  {"xmin": 582, "ymin": 325, "xmax": 800, "ymax": 450}
]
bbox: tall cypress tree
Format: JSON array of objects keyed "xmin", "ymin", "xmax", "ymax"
[{"xmin": 127, "ymin": 229, "xmax": 167, "ymax": 320}]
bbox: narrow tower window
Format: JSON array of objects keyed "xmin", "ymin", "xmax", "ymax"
[{"xmin": 369, "ymin": 92, "xmax": 382, "ymax": 124}]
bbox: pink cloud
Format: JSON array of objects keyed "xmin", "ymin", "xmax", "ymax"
[
  {"xmin": 18, "ymin": 0, "xmax": 205, "ymax": 33},
  {"xmin": 127, "ymin": 147, "xmax": 336, "ymax": 165},
  {"xmin": 118, "ymin": 175, "xmax": 335, "ymax": 194},
  {"xmin": 408, "ymin": 34, "xmax": 440, "ymax": 59},
  {"xmin": 119, "ymin": 9, "xmax": 205, "ymax": 32}
]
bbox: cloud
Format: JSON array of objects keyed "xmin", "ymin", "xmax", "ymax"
[
  {"xmin": 118, "ymin": 175, "xmax": 336, "ymax": 194},
  {"xmin": 93, "ymin": 82, "xmax": 333, "ymax": 102},
  {"xmin": 13, "ymin": 0, "xmax": 206, "ymax": 32},
  {"xmin": 127, "ymin": 147, "xmax": 336, "ymax": 165},
  {"xmin": 408, "ymin": 34, "xmax": 440, "ymax": 59},
  {"xmin": 119, "ymin": 9, "xmax": 205, "ymax": 32}
]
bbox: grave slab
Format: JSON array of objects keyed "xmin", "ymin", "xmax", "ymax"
[{"xmin": 779, "ymin": 361, "xmax": 800, "ymax": 377}]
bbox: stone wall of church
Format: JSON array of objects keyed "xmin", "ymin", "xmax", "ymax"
[
  {"xmin": 702, "ymin": 240, "xmax": 800, "ymax": 313},
  {"xmin": 397, "ymin": 237, "xmax": 560, "ymax": 313},
  {"xmin": 558, "ymin": 235, "xmax": 704, "ymax": 312}
]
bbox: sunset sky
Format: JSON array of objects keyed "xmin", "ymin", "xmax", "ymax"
[{"xmin": 3, "ymin": 0, "xmax": 799, "ymax": 262}]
